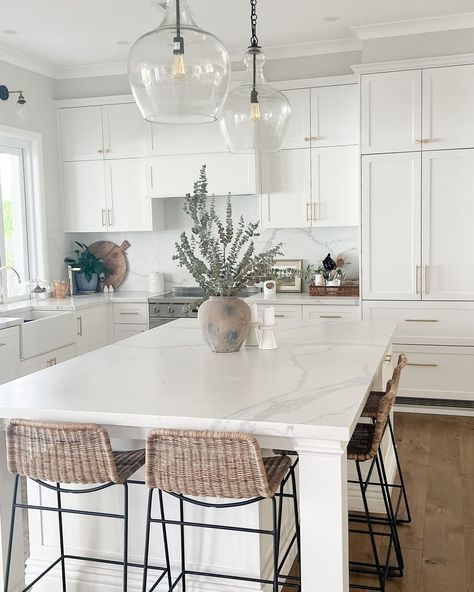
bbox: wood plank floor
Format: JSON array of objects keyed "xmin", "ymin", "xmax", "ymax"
[{"xmin": 284, "ymin": 413, "xmax": 474, "ymax": 592}]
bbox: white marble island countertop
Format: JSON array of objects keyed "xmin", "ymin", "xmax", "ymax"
[{"xmin": 0, "ymin": 318, "xmax": 394, "ymax": 442}]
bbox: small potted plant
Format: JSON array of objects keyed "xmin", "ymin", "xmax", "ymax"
[
  {"xmin": 174, "ymin": 166, "xmax": 282, "ymax": 353},
  {"xmin": 64, "ymin": 242, "xmax": 110, "ymax": 294}
]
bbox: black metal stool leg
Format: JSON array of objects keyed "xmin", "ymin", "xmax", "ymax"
[
  {"xmin": 290, "ymin": 465, "xmax": 301, "ymax": 561},
  {"xmin": 387, "ymin": 416, "xmax": 411, "ymax": 524},
  {"xmin": 272, "ymin": 497, "xmax": 279, "ymax": 592},
  {"xmin": 56, "ymin": 483, "xmax": 67, "ymax": 592},
  {"xmin": 3, "ymin": 475, "xmax": 20, "ymax": 592},
  {"xmin": 142, "ymin": 489, "xmax": 153, "ymax": 592},
  {"xmin": 123, "ymin": 483, "xmax": 129, "ymax": 592},
  {"xmin": 158, "ymin": 490, "xmax": 172, "ymax": 590},
  {"xmin": 355, "ymin": 461, "xmax": 385, "ymax": 592},
  {"xmin": 179, "ymin": 496, "xmax": 186, "ymax": 592}
]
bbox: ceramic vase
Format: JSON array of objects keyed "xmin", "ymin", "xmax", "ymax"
[{"xmin": 198, "ymin": 296, "xmax": 251, "ymax": 353}]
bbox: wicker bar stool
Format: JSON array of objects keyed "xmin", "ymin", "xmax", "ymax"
[
  {"xmin": 348, "ymin": 377, "xmax": 405, "ymax": 592},
  {"xmin": 360, "ymin": 354, "xmax": 411, "ymax": 524},
  {"xmin": 142, "ymin": 429, "xmax": 301, "ymax": 592},
  {"xmin": 3, "ymin": 419, "xmax": 170, "ymax": 592}
]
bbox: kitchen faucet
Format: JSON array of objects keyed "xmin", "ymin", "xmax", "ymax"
[{"xmin": 0, "ymin": 266, "xmax": 22, "ymax": 304}]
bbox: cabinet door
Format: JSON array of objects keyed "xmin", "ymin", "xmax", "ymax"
[
  {"xmin": 422, "ymin": 149, "xmax": 474, "ymax": 300},
  {"xmin": 281, "ymin": 89, "xmax": 311, "ymax": 149},
  {"xmin": 62, "ymin": 161, "xmax": 107, "ymax": 232},
  {"xmin": 362, "ymin": 153, "xmax": 422, "ymax": 300},
  {"xmin": 76, "ymin": 305, "xmax": 113, "ymax": 356},
  {"xmin": 361, "ymin": 70, "xmax": 422, "ymax": 154},
  {"xmin": 261, "ymin": 149, "xmax": 311, "ymax": 229},
  {"xmin": 103, "ymin": 103, "xmax": 149, "ymax": 159},
  {"xmin": 106, "ymin": 159, "xmax": 152, "ymax": 232},
  {"xmin": 147, "ymin": 153, "xmax": 256, "ymax": 198},
  {"xmin": 59, "ymin": 106, "xmax": 104, "ymax": 161},
  {"xmin": 113, "ymin": 323, "xmax": 148, "ymax": 342},
  {"xmin": 422, "ymin": 64, "xmax": 474, "ymax": 151},
  {"xmin": 150, "ymin": 121, "xmax": 226, "ymax": 155},
  {"xmin": 0, "ymin": 327, "xmax": 19, "ymax": 384},
  {"xmin": 311, "ymin": 146, "xmax": 359, "ymax": 227},
  {"xmin": 310, "ymin": 85, "xmax": 359, "ymax": 147}
]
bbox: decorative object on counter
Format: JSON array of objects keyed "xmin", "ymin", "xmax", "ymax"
[
  {"xmin": 24, "ymin": 279, "xmax": 51, "ymax": 300},
  {"xmin": 52, "ymin": 280, "xmax": 69, "ymax": 299},
  {"xmin": 263, "ymin": 279, "xmax": 277, "ymax": 296},
  {"xmin": 103, "ymin": 285, "xmax": 109, "ymax": 294},
  {"xmin": 219, "ymin": 0, "xmax": 291, "ymax": 153},
  {"xmin": 309, "ymin": 281, "xmax": 359, "ymax": 297},
  {"xmin": 322, "ymin": 253, "xmax": 337, "ymax": 272},
  {"xmin": 149, "ymin": 272, "xmax": 165, "ymax": 294},
  {"xmin": 272, "ymin": 259, "xmax": 302, "ymax": 293},
  {"xmin": 128, "ymin": 0, "xmax": 230, "ymax": 124},
  {"xmin": 259, "ymin": 306, "xmax": 277, "ymax": 350},
  {"xmin": 88, "ymin": 240, "xmax": 130, "ymax": 290},
  {"xmin": 244, "ymin": 304, "xmax": 260, "ymax": 346},
  {"xmin": 64, "ymin": 242, "xmax": 111, "ymax": 295},
  {"xmin": 314, "ymin": 271, "xmax": 326, "ymax": 286},
  {"xmin": 173, "ymin": 166, "xmax": 282, "ymax": 353}
]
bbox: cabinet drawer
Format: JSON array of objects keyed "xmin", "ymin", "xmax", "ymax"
[
  {"xmin": 303, "ymin": 306, "xmax": 360, "ymax": 321},
  {"xmin": 257, "ymin": 305, "xmax": 302, "ymax": 321},
  {"xmin": 392, "ymin": 344, "xmax": 474, "ymax": 401},
  {"xmin": 19, "ymin": 344, "xmax": 76, "ymax": 377},
  {"xmin": 114, "ymin": 323, "xmax": 148, "ymax": 342},
  {"xmin": 113, "ymin": 303, "xmax": 148, "ymax": 324}
]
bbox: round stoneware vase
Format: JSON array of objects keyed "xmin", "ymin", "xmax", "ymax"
[{"xmin": 198, "ymin": 296, "xmax": 251, "ymax": 353}]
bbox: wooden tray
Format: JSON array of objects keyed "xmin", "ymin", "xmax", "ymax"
[
  {"xmin": 88, "ymin": 240, "xmax": 130, "ymax": 289},
  {"xmin": 309, "ymin": 282, "xmax": 359, "ymax": 297}
]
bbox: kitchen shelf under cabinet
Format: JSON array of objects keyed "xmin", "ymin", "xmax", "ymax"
[{"xmin": 0, "ymin": 327, "xmax": 20, "ymax": 385}]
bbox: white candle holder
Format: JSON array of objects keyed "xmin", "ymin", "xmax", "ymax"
[
  {"xmin": 259, "ymin": 325, "xmax": 278, "ymax": 350},
  {"xmin": 244, "ymin": 322, "xmax": 261, "ymax": 347}
]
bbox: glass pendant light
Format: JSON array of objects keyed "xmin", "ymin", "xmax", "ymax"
[
  {"xmin": 219, "ymin": 0, "xmax": 291, "ymax": 153},
  {"xmin": 128, "ymin": 0, "xmax": 231, "ymax": 124}
]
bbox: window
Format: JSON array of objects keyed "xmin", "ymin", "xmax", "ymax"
[{"xmin": 0, "ymin": 128, "xmax": 45, "ymax": 303}]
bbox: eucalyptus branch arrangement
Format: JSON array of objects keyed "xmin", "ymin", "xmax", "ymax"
[{"xmin": 173, "ymin": 166, "xmax": 283, "ymax": 297}]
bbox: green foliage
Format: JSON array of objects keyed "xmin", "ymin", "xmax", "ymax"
[
  {"xmin": 64, "ymin": 242, "xmax": 111, "ymax": 282},
  {"xmin": 173, "ymin": 166, "xmax": 283, "ymax": 296}
]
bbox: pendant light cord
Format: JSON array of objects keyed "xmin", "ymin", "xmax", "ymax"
[
  {"xmin": 249, "ymin": 0, "xmax": 260, "ymax": 104},
  {"xmin": 174, "ymin": 0, "xmax": 184, "ymax": 54}
]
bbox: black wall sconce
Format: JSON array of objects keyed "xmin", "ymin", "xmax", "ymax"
[{"xmin": 0, "ymin": 85, "xmax": 30, "ymax": 122}]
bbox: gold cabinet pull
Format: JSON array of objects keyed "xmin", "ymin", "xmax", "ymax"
[
  {"xmin": 275, "ymin": 314, "xmax": 285, "ymax": 318},
  {"xmin": 313, "ymin": 202, "xmax": 320, "ymax": 221},
  {"xmin": 405, "ymin": 319, "xmax": 439, "ymax": 323},
  {"xmin": 77, "ymin": 316, "xmax": 83, "ymax": 336},
  {"xmin": 304, "ymin": 137, "xmax": 311, "ymax": 142},
  {"xmin": 306, "ymin": 202, "xmax": 312, "ymax": 221},
  {"xmin": 384, "ymin": 354, "xmax": 392, "ymax": 363},
  {"xmin": 422, "ymin": 139, "xmax": 431, "ymax": 144},
  {"xmin": 97, "ymin": 149, "xmax": 104, "ymax": 153},
  {"xmin": 407, "ymin": 362, "xmax": 438, "ymax": 368},
  {"xmin": 320, "ymin": 315, "xmax": 342, "ymax": 319},
  {"xmin": 415, "ymin": 265, "xmax": 421, "ymax": 294},
  {"xmin": 415, "ymin": 139, "xmax": 422, "ymax": 144},
  {"xmin": 101, "ymin": 209, "xmax": 107, "ymax": 226}
]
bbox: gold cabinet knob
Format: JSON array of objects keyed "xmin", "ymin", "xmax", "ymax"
[{"xmin": 304, "ymin": 137, "xmax": 311, "ymax": 142}]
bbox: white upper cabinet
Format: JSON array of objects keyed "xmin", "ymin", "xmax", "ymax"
[
  {"xmin": 310, "ymin": 85, "xmax": 359, "ymax": 147},
  {"xmin": 102, "ymin": 103, "xmax": 149, "ymax": 159},
  {"xmin": 362, "ymin": 152, "xmax": 422, "ymax": 300},
  {"xmin": 59, "ymin": 103, "xmax": 147, "ymax": 161},
  {"xmin": 422, "ymin": 64, "xmax": 474, "ymax": 151},
  {"xmin": 311, "ymin": 146, "xmax": 359, "ymax": 227},
  {"xmin": 421, "ymin": 149, "xmax": 474, "ymax": 300},
  {"xmin": 105, "ymin": 159, "xmax": 153, "ymax": 232},
  {"xmin": 261, "ymin": 148, "xmax": 312, "ymax": 228},
  {"xmin": 149, "ymin": 120, "xmax": 227, "ymax": 155},
  {"xmin": 146, "ymin": 153, "xmax": 257, "ymax": 198},
  {"xmin": 59, "ymin": 106, "xmax": 104, "ymax": 161},
  {"xmin": 281, "ymin": 89, "xmax": 311, "ymax": 149},
  {"xmin": 63, "ymin": 161, "xmax": 107, "ymax": 233},
  {"xmin": 361, "ymin": 70, "xmax": 422, "ymax": 154}
]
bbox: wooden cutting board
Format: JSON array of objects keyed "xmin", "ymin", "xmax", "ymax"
[{"xmin": 88, "ymin": 240, "xmax": 130, "ymax": 289}]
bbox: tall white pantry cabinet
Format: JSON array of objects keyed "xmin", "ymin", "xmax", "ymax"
[{"xmin": 358, "ymin": 58, "xmax": 474, "ymax": 405}]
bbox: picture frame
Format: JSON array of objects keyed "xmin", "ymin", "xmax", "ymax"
[{"xmin": 272, "ymin": 259, "xmax": 303, "ymax": 293}]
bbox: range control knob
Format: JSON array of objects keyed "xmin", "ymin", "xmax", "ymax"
[
  {"xmin": 154, "ymin": 306, "xmax": 160, "ymax": 314},
  {"xmin": 182, "ymin": 304, "xmax": 191, "ymax": 314},
  {"xmin": 168, "ymin": 305, "xmax": 175, "ymax": 314}
]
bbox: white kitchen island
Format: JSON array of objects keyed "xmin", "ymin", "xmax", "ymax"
[{"xmin": 0, "ymin": 318, "xmax": 395, "ymax": 592}]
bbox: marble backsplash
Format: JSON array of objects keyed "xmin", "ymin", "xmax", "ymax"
[{"xmin": 58, "ymin": 196, "xmax": 359, "ymax": 292}]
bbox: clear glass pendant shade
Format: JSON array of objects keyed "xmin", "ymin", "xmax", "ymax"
[
  {"xmin": 219, "ymin": 49, "xmax": 291, "ymax": 153},
  {"xmin": 128, "ymin": 0, "xmax": 231, "ymax": 124}
]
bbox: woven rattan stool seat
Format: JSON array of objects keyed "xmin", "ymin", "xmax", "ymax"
[
  {"xmin": 7, "ymin": 419, "xmax": 145, "ymax": 484},
  {"xmin": 146, "ymin": 429, "xmax": 291, "ymax": 499},
  {"xmin": 360, "ymin": 391, "xmax": 385, "ymax": 418},
  {"xmin": 347, "ymin": 424, "xmax": 376, "ymax": 461}
]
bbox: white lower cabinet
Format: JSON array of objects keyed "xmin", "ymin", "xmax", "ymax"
[
  {"xmin": 76, "ymin": 305, "xmax": 113, "ymax": 355},
  {"xmin": 19, "ymin": 344, "xmax": 77, "ymax": 377},
  {"xmin": 0, "ymin": 327, "xmax": 20, "ymax": 385},
  {"xmin": 303, "ymin": 305, "xmax": 360, "ymax": 321},
  {"xmin": 114, "ymin": 323, "xmax": 148, "ymax": 342},
  {"xmin": 113, "ymin": 302, "xmax": 148, "ymax": 342},
  {"xmin": 273, "ymin": 305, "xmax": 303, "ymax": 320}
]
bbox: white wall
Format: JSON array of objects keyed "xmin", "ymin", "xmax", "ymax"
[
  {"xmin": 63, "ymin": 195, "xmax": 359, "ymax": 292},
  {"xmin": 0, "ymin": 59, "xmax": 68, "ymax": 281}
]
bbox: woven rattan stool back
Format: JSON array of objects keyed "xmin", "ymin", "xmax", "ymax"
[
  {"xmin": 146, "ymin": 429, "xmax": 276, "ymax": 499},
  {"xmin": 6, "ymin": 419, "xmax": 121, "ymax": 484}
]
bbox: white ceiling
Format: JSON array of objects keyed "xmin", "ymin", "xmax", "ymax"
[{"xmin": 1, "ymin": 0, "xmax": 474, "ymax": 78}]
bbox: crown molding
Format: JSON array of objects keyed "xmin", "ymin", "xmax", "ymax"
[
  {"xmin": 55, "ymin": 61, "xmax": 128, "ymax": 80},
  {"xmin": 352, "ymin": 52, "xmax": 474, "ymax": 75},
  {"xmin": 229, "ymin": 38, "xmax": 361, "ymax": 62},
  {"xmin": 350, "ymin": 12, "xmax": 474, "ymax": 40},
  {"xmin": 0, "ymin": 43, "xmax": 57, "ymax": 78}
]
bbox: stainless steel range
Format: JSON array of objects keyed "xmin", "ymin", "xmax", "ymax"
[{"xmin": 148, "ymin": 286, "xmax": 260, "ymax": 329}]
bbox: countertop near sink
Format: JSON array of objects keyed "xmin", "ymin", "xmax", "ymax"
[
  {"xmin": 245, "ymin": 292, "xmax": 360, "ymax": 306},
  {"xmin": 0, "ymin": 317, "xmax": 23, "ymax": 330}
]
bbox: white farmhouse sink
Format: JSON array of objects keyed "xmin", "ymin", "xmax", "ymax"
[{"xmin": 0, "ymin": 309, "xmax": 76, "ymax": 359}]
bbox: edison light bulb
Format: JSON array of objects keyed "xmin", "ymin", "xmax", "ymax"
[
  {"xmin": 172, "ymin": 53, "xmax": 186, "ymax": 81},
  {"xmin": 250, "ymin": 101, "xmax": 261, "ymax": 122}
]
